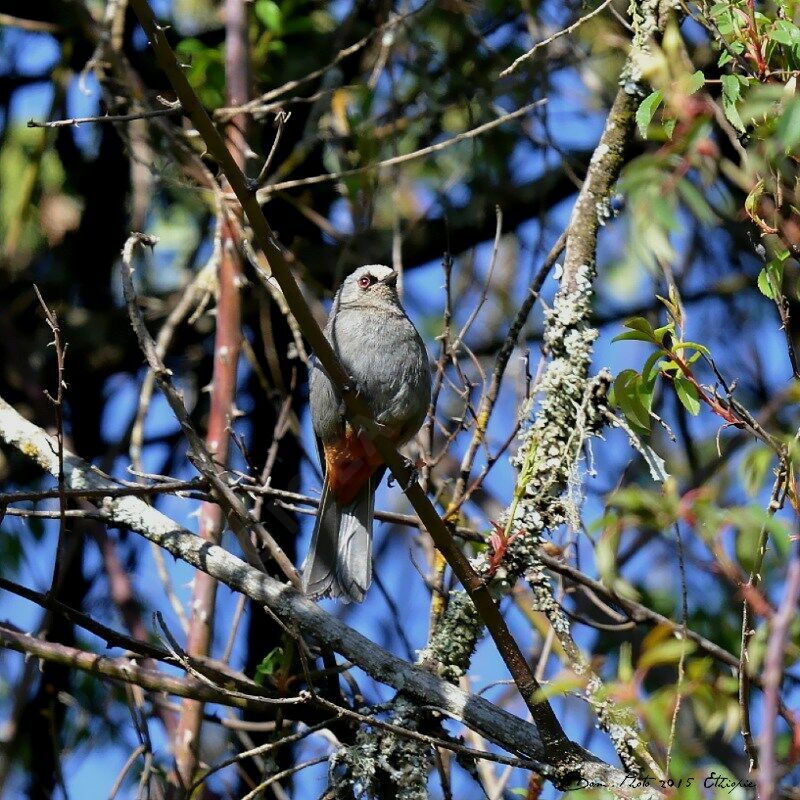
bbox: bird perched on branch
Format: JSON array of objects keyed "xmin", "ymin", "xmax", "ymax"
[{"xmin": 303, "ymin": 265, "xmax": 431, "ymax": 603}]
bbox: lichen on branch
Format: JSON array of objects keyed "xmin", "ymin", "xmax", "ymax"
[{"xmin": 420, "ymin": 0, "xmax": 673, "ymax": 779}]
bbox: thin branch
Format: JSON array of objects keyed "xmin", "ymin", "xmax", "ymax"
[
  {"xmin": 739, "ymin": 465, "xmax": 788, "ymax": 770},
  {"xmin": 0, "ymin": 576, "xmax": 167, "ymax": 662},
  {"xmin": 33, "ymin": 285, "xmax": 68, "ymax": 594},
  {"xmin": 255, "ymin": 110, "xmax": 291, "ymax": 187},
  {"xmin": 191, "ymin": 720, "xmax": 336, "ymax": 793},
  {"xmin": 120, "ymin": 233, "xmax": 298, "ymax": 584},
  {"xmin": 445, "ymin": 230, "xmax": 566, "ymax": 521},
  {"xmin": 500, "ymin": 0, "xmax": 615, "ymax": 78},
  {"xmin": 450, "ymin": 206, "xmax": 503, "ymax": 354},
  {"xmin": 0, "ymin": 624, "xmax": 278, "ymax": 710},
  {"xmin": 107, "ymin": 744, "xmax": 146, "ymax": 800},
  {"xmin": 0, "ymin": 13, "xmax": 62, "ymax": 33},
  {"xmin": 130, "ymin": 257, "xmax": 218, "ymax": 472},
  {"xmin": 0, "ymin": 478, "xmax": 206, "ymax": 504},
  {"xmin": 213, "ymin": 6, "xmax": 425, "ymax": 120},
  {"xmin": 254, "ymin": 100, "xmax": 547, "ymax": 199},
  {"xmin": 28, "ymin": 105, "xmax": 181, "ymax": 128}
]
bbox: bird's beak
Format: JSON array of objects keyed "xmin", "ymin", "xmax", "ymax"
[{"xmin": 379, "ymin": 270, "xmax": 398, "ymax": 287}]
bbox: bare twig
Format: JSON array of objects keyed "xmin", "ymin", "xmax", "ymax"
[
  {"xmin": 447, "ymin": 229, "xmax": 566, "ymax": 523},
  {"xmin": 254, "ymin": 100, "xmax": 547, "ymax": 199},
  {"xmin": 109, "ymin": 744, "xmax": 147, "ymax": 800},
  {"xmin": 739, "ymin": 465, "xmax": 788, "ymax": 770},
  {"xmin": 130, "ymin": 256, "xmax": 219, "ymax": 471},
  {"xmin": 33, "ymin": 286, "xmax": 68, "ymax": 594},
  {"xmin": 0, "ymin": 624, "xmax": 274, "ymax": 710},
  {"xmin": 28, "ymin": 105, "xmax": 181, "ymax": 128},
  {"xmin": 120, "ymin": 233, "xmax": 297, "ymax": 582},
  {"xmin": 666, "ymin": 522, "xmax": 689, "ymax": 773},
  {"xmin": 450, "ymin": 206, "xmax": 503, "ymax": 354},
  {"xmin": 213, "ymin": 6, "xmax": 425, "ymax": 120},
  {"xmin": 255, "ymin": 110, "xmax": 291, "ymax": 187},
  {"xmin": 0, "ymin": 13, "xmax": 62, "ymax": 33},
  {"xmin": 500, "ymin": 0, "xmax": 615, "ymax": 77}
]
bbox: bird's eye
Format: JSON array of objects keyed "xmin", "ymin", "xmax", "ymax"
[{"xmin": 357, "ymin": 274, "xmax": 374, "ymax": 289}]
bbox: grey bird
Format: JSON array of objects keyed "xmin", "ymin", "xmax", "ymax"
[{"xmin": 303, "ymin": 265, "xmax": 431, "ymax": 603}]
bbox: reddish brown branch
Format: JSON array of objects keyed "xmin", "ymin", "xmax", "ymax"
[{"xmin": 173, "ymin": 0, "xmax": 250, "ymax": 786}]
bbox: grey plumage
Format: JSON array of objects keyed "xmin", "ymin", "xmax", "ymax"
[{"xmin": 302, "ymin": 265, "xmax": 431, "ymax": 603}]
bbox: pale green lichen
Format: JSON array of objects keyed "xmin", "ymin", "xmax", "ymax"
[
  {"xmin": 330, "ymin": 699, "xmax": 435, "ymax": 800},
  {"xmin": 418, "ymin": 591, "xmax": 481, "ymax": 682},
  {"xmin": 621, "ymin": 0, "xmax": 667, "ymax": 92}
]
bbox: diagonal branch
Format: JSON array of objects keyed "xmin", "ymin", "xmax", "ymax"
[
  {"xmin": 126, "ymin": 0, "xmax": 569, "ymax": 750},
  {"xmin": 120, "ymin": 234, "xmax": 296, "ymax": 582}
]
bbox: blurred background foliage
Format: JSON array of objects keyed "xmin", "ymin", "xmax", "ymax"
[{"xmin": 1, "ymin": 0, "xmax": 800, "ymax": 798}]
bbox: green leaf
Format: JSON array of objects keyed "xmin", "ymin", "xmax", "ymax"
[
  {"xmin": 678, "ymin": 179, "xmax": 716, "ymax": 223},
  {"xmin": 686, "ymin": 350, "xmax": 704, "ymax": 365},
  {"xmin": 255, "ymin": 0, "xmax": 282, "ymax": 32},
  {"xmin": 267, "ymin": 39, "xmax": 287, "ymax": 55},
  {"xmin": 660, "ymin": 359, "xmax": 680, "ymax": 374},
  {"xmin": 531, "ymin": 673, "xmax": 587, "ymax": 703},
  {"xmin": 664, "ymin": 117, "xmax": 676, "ymax": 139},
  {"xmin": 758, "ymin": 267, "xmax": 775, "ymax": 298},
  {"xmin": 254, "ymin": 647, "xmax": 284, "ymax": 684},
  {"xmin": 758, "ymin": 256, "xmax": 785, "ymax": 299},
  {"xmin": 711, "ymin": 2, "xmax": 738, "ymax": 36},
  {"xmin": 283, "ymin": 17, "xmax": 315, "ymax": 35},
  {"xmin": 778, "ymin": 98, "xmax": 800, "ymax": 151},
  {"xmin": 740, "ymin": 446, "xmax": 774, "ymax": 497},
  {"xmin": 618, "ymin": 642, "xmax": 634, "ymax": 682},
  {"xmin": 596, "ymin": 525, "xmax": 621, "ymax": 587},
  {"xmin": 639, "ymin": 638, "xmax": 696, "ymax": 670},
  {"xmin": 636, "ymin": 90, "xmax": 664, "ymax": 139},
  {"xmin": 613, "ymin": 369, "xmax": 653, "ymax": 432},
  {"xmin": 672, "ymin": 341, "xmax": 711, "ymax": 357},
  {"xmin": 652, "ymin": 323, "xmax": 674, "ymax": 345},
  {"xmin": 612, "ymin": 330, "xmax": 660, "ymax": 344},
  {"xmin": 641, "ymin": 350, "xmax": 665, "ymax": 382},
  {"xmin": 673, "ymin": 375, "xmax": 701, "ymax": 415},
  {"xmin": 688, "ymin": 70, "xmax": 705, "ymax": 94},
  {"xmin": 612, "ymin": 316, "xmax": 659, "ymax": 345},
  {"xmin": 745, "ymin": 178, "xmax": 764, "ymax": 222},
  {"xmin": 718, "ymin": 40, "xmax": 744, "ymax": 68},
  {"xmin": 769, "ymin": 19, "xmax": 800, "ymax": 45},
  {"xmin": 176, "ymin": 38, "xmax": 206, "ymax": 55},
  {"xmin": 721, "ymin": 74, "xmax": 746, "ymax": 132}
]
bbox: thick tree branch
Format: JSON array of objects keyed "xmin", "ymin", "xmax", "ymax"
[
  {"xmin": 0, "ymin": 625, "xmax": 263, "ymax": 710},
  {"xmin": 0, "ymin": 394, "xmax": 660, "ymax": 793}
]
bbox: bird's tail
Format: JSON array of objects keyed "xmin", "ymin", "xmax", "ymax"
[{"xmin": 302, "ymin": 476, "xmax": 374, "ymax": 603}]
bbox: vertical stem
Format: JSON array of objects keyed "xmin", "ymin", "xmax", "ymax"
[
  {"xmin": 759, "ymin": 540, "xmax": 800, "ymax": 799},
  {"xmin": 172, "ymin": 0, "xmax": 248, "ymax": 787}
]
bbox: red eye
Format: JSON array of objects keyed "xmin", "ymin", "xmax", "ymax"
[{"xmin": 357, "ymin": 275, "xmax": 373, "ymax": 289}]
